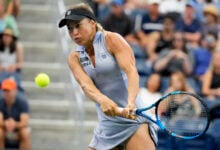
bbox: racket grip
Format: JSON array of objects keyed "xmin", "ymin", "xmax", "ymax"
[
  {"xmin": 117, "ymin": 107, "xmax": 137, "ymax": 120},
  {"xmin": 118, "ymin": 107, "xmax": 124, "ymax": 113},
  {"xmin": 117, "ymin": 107, "xmax": 136, "ymax": 115}
]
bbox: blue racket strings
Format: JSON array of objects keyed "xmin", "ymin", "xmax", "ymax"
[{"xmin": 157, "ymin": 93, "xmax": 209, "ymax": 139}]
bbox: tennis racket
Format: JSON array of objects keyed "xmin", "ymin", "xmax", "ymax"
[{"xmin": 118, "ymin": 91, "xmax": 210, "ymax": 139}]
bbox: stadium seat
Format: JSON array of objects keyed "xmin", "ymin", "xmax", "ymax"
[
  {"xmin": 207, "ymin": 119, "xmax": 220, "ymax": 138},
  {"xmin": 156, "ymin": 130, "xmax": 174, "ymax": 150},
  {"xmin": 203, "ymin": 98, "xmax": 220, "ymax": 111},
  {"xmin": 160, "ymin": 77, "xmax": 170, "ymax": 93},
  {"xmin": 136, "ymin": 58, "xmax": 152, "ymax": 76},
  {"xmin": 207, "ymin": 119, "xmax": 220, "ymax": 149},
  {"xmin": 209, "ymin": 105, "xmax": 220, "ymax": 120},
  {"xmin": 174, "ymin": 134, "xmax": 214, "ymax": 150},
  {"xmin": 214, "ymin": 137, "xmax": 220, "ymax": 150},
  {"xmin": 187, "ymin": 77, "xmax": 201, "ymax": 95},
  {"xmin": 139, "ymin": 75, "xmax": 148, "ymax": 87},
  {"xmin": 130, "ymin": 44, "xmax": 147, "ymax": 59}
]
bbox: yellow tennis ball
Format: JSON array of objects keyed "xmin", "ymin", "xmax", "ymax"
[{"xmin": 35, "ymin": 73, "xmax": 50, "ymax": 88}]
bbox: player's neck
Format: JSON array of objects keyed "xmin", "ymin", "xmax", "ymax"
[{"xmin": 86, "ymin": 45, "xmax": 94, "ymax": 56}]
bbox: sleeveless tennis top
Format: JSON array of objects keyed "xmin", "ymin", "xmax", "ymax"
[
  {"xmin": 76, "ymin": 31, "xmax": 128, "ymax": 107},
  {"xmin": 75, "ymin": 31, "xmax": 157, "ymax": 149}
]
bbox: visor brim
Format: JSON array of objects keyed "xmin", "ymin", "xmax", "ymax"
[{"xmin": 58, "ymin": 15, "xmax": 85, "ymax": 28}]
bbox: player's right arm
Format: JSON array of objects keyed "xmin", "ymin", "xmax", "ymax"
[{"xmin": 67, "ymin": 51, "xmax": 119, "ymax": 116}]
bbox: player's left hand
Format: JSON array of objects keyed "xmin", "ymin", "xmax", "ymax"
[
  {"xmin": 125, "ymin": 103, "xmax": 137, "ymax": 120},
  {"xmin": 126, "ymin": 102, "xmax": 136, "ymax": 111}
]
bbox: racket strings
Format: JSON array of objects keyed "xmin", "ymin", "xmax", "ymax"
[{"xmin": 157, "ymin": 93, "xmax": 209, "ymax": 138}]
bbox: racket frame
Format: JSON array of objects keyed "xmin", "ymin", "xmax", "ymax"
[{"xmin": 134, "ymin": 91, "xmax": 211, "ymax": 139}]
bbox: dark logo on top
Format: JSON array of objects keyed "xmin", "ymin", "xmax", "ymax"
[
  {"xmin": 80, "ymin": 57, "xmax": 91, "ymax": 67},
  {"xmin": 101, "ymin": 53, "xmax": 107, "ymax": 59}
]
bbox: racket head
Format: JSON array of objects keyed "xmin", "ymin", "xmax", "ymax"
[{"xmin": 155, "ymin": 91, "xmax": 210, "ymax": 139}]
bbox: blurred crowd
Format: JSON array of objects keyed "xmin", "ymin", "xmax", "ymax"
[
  {"xmin": 0, "ymin": 0, "xmax": 23, "ymax": 92},
  {"xmin": 0, "ymin": 0, "xmax": 31, "ymax": 150},
  {"xmin": 88, "ymin": 0, "xmax": 220, "ymax": 117}
]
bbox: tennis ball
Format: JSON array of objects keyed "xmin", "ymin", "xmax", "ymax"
[{"xmin": 35, "ymin": 73, "xmax": 50, "ymax": 88}]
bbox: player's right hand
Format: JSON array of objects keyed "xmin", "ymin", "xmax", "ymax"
[{"xmin": 100, "ymin": 99, "xmax": 118, "ymax": 117}]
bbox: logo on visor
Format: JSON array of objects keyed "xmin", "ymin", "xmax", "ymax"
[{"xmin": 66, "ymin": 10, "xmax": 71, "ymax": 16}]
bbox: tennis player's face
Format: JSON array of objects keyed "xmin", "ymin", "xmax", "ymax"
[{"xmin": 67, "ymin": 18, "xmax": 95, "ymax": 45}]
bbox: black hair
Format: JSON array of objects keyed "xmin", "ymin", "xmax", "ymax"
[
  {"xmin": 0, "ymin": 34, "xmax": 17, "ymax": 54},
  {"xmin": 163, "ymin": 12, "xmax": 180, "ymax": 22}
]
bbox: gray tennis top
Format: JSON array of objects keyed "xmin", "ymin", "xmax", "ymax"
[{"xmin": 75, "ymin": 31, "xmax": 157, "ymax": 150}]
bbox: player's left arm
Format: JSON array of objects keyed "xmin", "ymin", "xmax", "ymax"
[{"xmin": 105, "ymin": 31, "xmax": 139, "ymax": 109}]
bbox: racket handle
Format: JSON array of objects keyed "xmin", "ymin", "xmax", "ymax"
[
  {"xmin": 118, "ymin": 107, "xmax": 124, "ymax": 113},
  {"xmin": 117, "ymin": 107, "xmax": 137, "ymax": 116}
]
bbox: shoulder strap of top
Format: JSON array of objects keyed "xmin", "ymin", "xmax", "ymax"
[{"xmin": 75, "ymin": 45, "xmax": 85, "ymax": 52}]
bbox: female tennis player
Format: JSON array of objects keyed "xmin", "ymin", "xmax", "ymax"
[{"xmin": 58, "ymin": 3, "xmax": 157, "ymax": 150}]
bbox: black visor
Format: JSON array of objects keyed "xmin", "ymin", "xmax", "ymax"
[{"xmin": 58, "ymin": 9, "xmax": 96, "ymax": 28}]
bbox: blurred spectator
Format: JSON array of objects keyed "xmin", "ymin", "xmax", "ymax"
[
  {"xmin": 198, "ymin": 0, "xmax": 216, "ymax": 5},
  {"xmin": 153, "ymin": 32, "xmax": 193, "ymax": 77},
  {"xmin": 138, "ymin": 73, "xmax": 162, "ymax": 114},
  {"xmin": 154, "ymin": 13, "xmax": 176, "ymax": 54},
  {"xmin": 0, "ymin": 78, "xmax": 31, "ymax": 150},
  {"xmin": 123, "ymin": 0, "xmax": 147, "ymax": 24},
  {"xmin": 175, "ymin": 0, "xmax": 202, "ymax": 49},
  {"xmin": 4, "ymin": 0, "xmax": 20, "ymax": 18},
  {"xmin": 159, "ymin": 0, "xmax": 186, "ymax": 15},
  {"xmin": 0, "ymin": 28, "xmax": 23, "ymax": 91},
  {"xmin": 166, "ymin": 71, "xmax": 194, "ymax": 93},
  {"xmin": 92, "ymin": 0, "xmax": 112, "ymax": 21},
  {"xmin": 92, "ymin": 0, "xmax": 109, "ymax": 4},
  {"xmin": 202, "ymin": 52, "xmax": 220, "ymax": 100},
  {"xmin": 138, "ymin": 0, "xmax": 163, "ymax": 34},
  {"xmin": 124, "ymin": 0, "xmax": 147, "ymax": 11},
  {"xmin": 185, "ymin": 0, "xmax": 204, "ymax": 22},
  {"xmin": 135, "ymin": 0, "xmax": 163, "ymax": 62},
  {"xmin": 160, "ymin": 72, "xmax": 201, "ymax": 117},
  {"xmin": 202, "ymin": 4, "xmax": 218, "ymax": 36},
  {"xmin": 194, "ymin": 0, "xmax": 220, "ymax": 24},
  {"xmin": 0, "ymin": 0, "xmax": 19, "ymax": 37},
  {"xmin": 101, "ymin": 0, "xmax": 134, "ymax": 40},
  {"xmin": 193, "ymin": 31, "xmax": 218, "ymax": 81}
]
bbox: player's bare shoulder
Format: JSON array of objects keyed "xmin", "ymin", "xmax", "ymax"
[
  {"xmin": 105, "ymin": 31, "xmax": 128, "ymax": 53},
  {"xmin": 105, "ymin": 31, "xmax": 123, "ymax": 44},
  {"xmin": 67, "ymin": 51, "xmax": 80, "ymax": 67}
]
